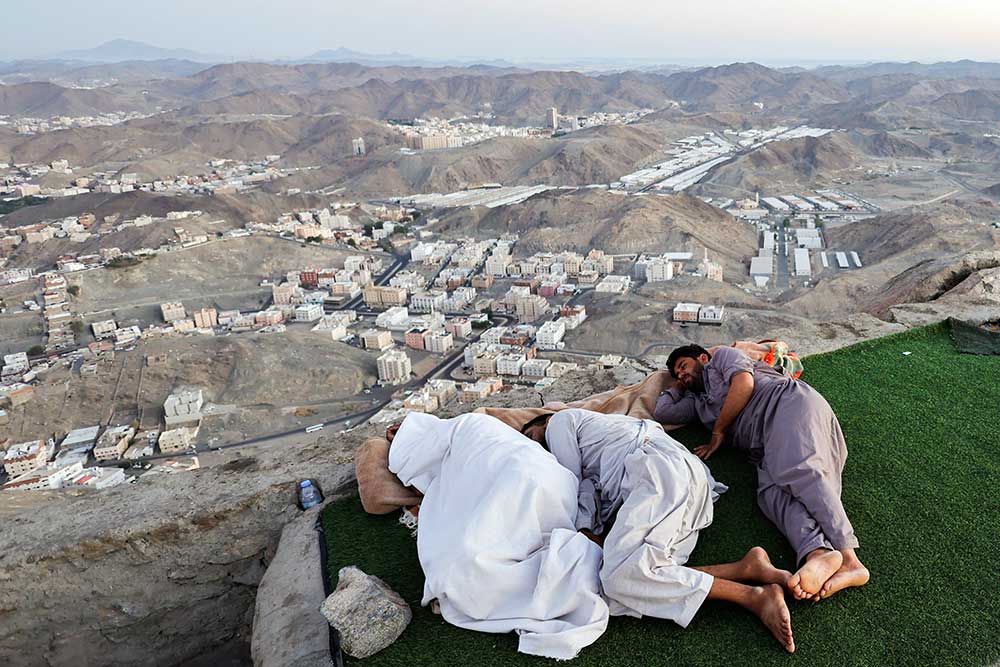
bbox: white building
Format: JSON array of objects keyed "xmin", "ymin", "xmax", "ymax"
[
  {"xmin": 594, "ymin": 275, "xmax": 632, "ymax": 294},
  {"xmin": 496, "ymin": 353, "xmax": 527, "ymax": 376},
  {"xmin": 424, "ymin": 331, "xmax": 454, "ymax": 354},
  {"xmin": 698, "ymin": 305, "xmax": 725, "ymax": 325},
  {"xmin": 375, "ymin": 306, "xmax": 411, "ymax": 331},
  {"xmin": 522, "ymin": 358, "xmax": 552, "ymax": 378},
  {"xmin": 164, "ymin": 389, "xmax": 204, "ymax": 428},
  {"xmin": 536, "ymin": 320, "xmax": 566, "ymax": 350},
  {"xmin": 410, "ymin": 291, "xmax": 447, "ymax": 313},
  {"xmin": 646, "ymin": 258, "xmax": 675, "ymax": 282},
  {"xmin": 377, "ymin": 349, "xmax": 411, "ymax": 385},
  {"xmin": 794, "ymin": 248, "xmax": 812, "ymax": 277},
  {"xmin": 91, "ymin": 319, "xmax": 118, "ymax": 339},
  {"xmin": 3, "ymin": 440, "xmax": 51, "ymax": 477},
  {"xmin": 294, "ymin": 303, "xmax": 324, "ymax": 322},
  {"xmin": 2, "ymin": 460, "xmax": 84, "ymax": 492}
]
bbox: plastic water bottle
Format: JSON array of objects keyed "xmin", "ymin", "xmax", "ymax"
[{"xmin": 299, "ymin": 480, "xmax": 321, "ymax": 509}]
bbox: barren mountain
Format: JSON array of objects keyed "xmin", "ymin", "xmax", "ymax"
[
  {"xmin": 437, "ymin": 188, "xmax": 756, "ymax": 272},
  {"xmin": 0, "ymin": 81, "xmax": 154, "ymax": 117},
  {"xmin": 933, "ymin": 89, "xmax": 1000, "ymax": 121},
  {"xmin": 332, "ymin": 124, "xmax": 664, "ymax": 195},
  {"xmin": 0, "ymin": 113, "xmax": 400, "ymax": 175},
  {"xmin": 659, "ymin": 62, "xmax": 850, "ymax": 111},
  {"xmin": 784, "ymin": 202, "xmax": 1000, "ymax": 318},
  {"xmin": 700, "ymin": 132, "xmax": 862, "ymax": 194}
]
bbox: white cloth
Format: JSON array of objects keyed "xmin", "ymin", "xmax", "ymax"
[
  {"xmin": 388, "ymin": 412, "xmax": 609, "ymax": 660},
  {"xmin": 545, "ymin": 409, "xmax": 726, "ymax": 627}
]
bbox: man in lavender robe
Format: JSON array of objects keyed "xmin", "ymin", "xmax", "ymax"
[{"xmin": 654, "ymin": 344, "xmax": 870, "ymax": 601}]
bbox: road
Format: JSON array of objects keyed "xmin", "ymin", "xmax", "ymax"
[{"xmin": 775, "ymin": 225, "xmax": 790, "ymax": 289}]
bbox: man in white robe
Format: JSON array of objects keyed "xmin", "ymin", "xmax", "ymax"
[
  {"xmin": 387, "ymin": 411, "xmax": 610, "ymax": 660},
  {"xmin": 523, "ymin": 409, "xmax": 796, "ymax": 653}
]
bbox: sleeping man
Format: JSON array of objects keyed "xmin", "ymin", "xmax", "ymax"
[
  {"xmin": 655, "ymin": 344, "xmax": 869, "ymax": 602},
  {"xmin": 385, "ymin": 411, "xmax": 610, "ymax": 660},
  {"xmin": 522, "ymin": 409, "xmax": 797, "ymax": 653}
]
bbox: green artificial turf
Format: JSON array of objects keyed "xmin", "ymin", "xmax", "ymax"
[{"xmin": 322, "ymin": 322, "xmax": 1000, "ymax": 666}]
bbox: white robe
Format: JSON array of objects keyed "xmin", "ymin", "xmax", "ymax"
[
  {"xmin": 388, "ymin": 412, "xmax": 609, "ymax": 660},
  {"xmin": 545, "ymin": 409, "xmax": 727, "ymax": 627}
]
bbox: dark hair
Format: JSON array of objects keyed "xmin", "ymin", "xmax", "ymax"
[
  {"xmin": 520, "ymin": 413, "xmax": 553, "ymax": 434},
  {"xmin": 666, "ymin": 344, "xmax": 711, "ymax": 378}
]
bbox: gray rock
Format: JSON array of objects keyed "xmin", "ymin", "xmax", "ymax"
[{"xmin": 320, "ymin": 566, "xmax": 411, "ymax": 658}]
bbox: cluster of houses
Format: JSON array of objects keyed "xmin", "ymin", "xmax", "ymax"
[{"xmin": 0, "ymin": 387, "xmax": 205, "ymax": 492}]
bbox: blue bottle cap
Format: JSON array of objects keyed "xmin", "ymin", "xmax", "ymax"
[{"xmin": 299, "ymin": 480, "xmax": 312, "ymax": 488}]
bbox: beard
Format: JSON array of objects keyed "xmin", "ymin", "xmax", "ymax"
[{"xmin": 688, "ymin": 365, "xmax": 706, "ymax": 393}]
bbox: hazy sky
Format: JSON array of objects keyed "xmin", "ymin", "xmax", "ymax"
[{"xmin": 3, "ymin": 0, "xmax": 1000, "ymax": 65}]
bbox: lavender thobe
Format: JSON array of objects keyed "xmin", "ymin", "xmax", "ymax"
[
  {"xmin": 545, "ymin": 409, "xmax": 727, "ymax": 627},
  {"xmin": 654, "ymin": 347, "xmax": 859, "ymax": 564}
]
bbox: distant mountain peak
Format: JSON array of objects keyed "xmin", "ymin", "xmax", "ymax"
[{"xmin": 54, "ymin": 39, "xmax": 221, "ymax": 63}]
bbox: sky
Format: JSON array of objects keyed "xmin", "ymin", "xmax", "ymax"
[{"xmin": 3, "ymin": 0, "xmax": 1000, "ymax": 65}]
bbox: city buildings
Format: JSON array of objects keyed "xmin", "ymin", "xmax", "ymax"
[
  {"xmin": 404, "ymin": 328, "xmax": 428, "ymax": 350},
  {"xmin": 377, "ymin": 349, "xmax": 411, "ymax": 385},
  {"xmin": 160, "ymin": 302, "xmax": 186, "ymax": 323},
  {"xmin": 3, "ymin": 440, "xmax": 51, "ymax": 477},
  {"xmin": 363, "ymin": 285, "xmax": 408, "ymax": 308},
  {"xmin": 424, "ymin": 331, "xmax": 454, "ymax": 354},
  {"xmin": 673, "ymin": 303, "xmax": 701, "ymax": 323},
  {"xmin": 158, "ymin": 427, "xmax": 197, "ymax": 453},
  {"xmin": 294, "ymin": 303, "xmax": 323, "ymax": 322},
  {"xmin": 595, "ymin": 275, "xmax": 632, "ymax": 294},
  {"xmin": 93, "ymin": 425, "xmax": 136, "ymax": 461},
  {"xmin": 164, "ymin": 389, "xmax": 204, "ymax": 428},
  {"xmin": 91, "ymin": 319, "xmax": 117, "ymax": 339},
  {"xmin": 536, "ymin": 320, "xmax": 566, "ymax": 350},
  {"xmin": 698, "ymin": 305, "xmax": 725, "ymax": 325},
  {"xmin": 193, "ymin": 308, "xmax": 218, "ymax": 329},
  {"xmin": 361, "ymin": 329, "xmax": 393, "ymax": 351}
]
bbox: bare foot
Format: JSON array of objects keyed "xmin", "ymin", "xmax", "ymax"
[
  {"xmin": 750, "ymin": 584, "xmax": 795, "ymax": 653},
  {"xmin": 819, "ymin": 552, "xmax": 870, "ymax": 599},
  {"xmin": 787, "ymin": 549, "xmax": 842, "ymax": 600},
  {"xmin": 741, "ymin": 547, "xmax": 794, "ymax": 586}
]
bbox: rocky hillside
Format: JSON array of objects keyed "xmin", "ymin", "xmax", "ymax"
[{"xmin": 438, "ymin": 188, "xmax": 757, "ymax": 272}]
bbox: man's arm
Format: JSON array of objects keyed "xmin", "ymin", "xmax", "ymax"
[
  {"xmin": 545, "ymin": 410, "xmax": 602, "ymax": 533},
  {"xmin": 654, "ymin": 383, "xmax": 698, "ymax": 425},
  {"xmin": 694, "ymin": 371, "xmax": 754, "ymax": 460}
]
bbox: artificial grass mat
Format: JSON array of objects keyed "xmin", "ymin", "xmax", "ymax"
[{"xmin": 322, "ymin": 322, "xmax": 1000, "ymax": 666}]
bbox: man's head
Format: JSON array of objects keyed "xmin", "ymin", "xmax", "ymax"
[
  {"xmin": 520, "ymin": 414, "xmax": 552, "ymax": 446},
  {"xmin": 667, "ymin": 344, "xmax": 711, "ymax": 392},
  {"xmin": 385, "ymin": 423, "xmax": 402, "ymax": 443}
]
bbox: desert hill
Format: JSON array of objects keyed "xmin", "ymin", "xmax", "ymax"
[
  {"xmin": 0, "ymin": 113, "xmax": 400, "ymax": 175},
  {"xmin": 0, "ymin": 81, "xmax": 154, "ymax": 117},
  {"xmin": 330, "ymin": 124, "xmax": 664, "ymax": 195},
  {"xmin": 436, "ymin": 188, "xmax": 756, "ymax": 271},
  {"xmin": 699, "ymin": 132, "xmax": 861, "ymax": 194},
  {"xmin": 783, "ymin": 202, "xmax": 1000, "ymax": 319},
  {"xmin": 658, "ymin": 62, "xmax": 850, "ymax": 111}
]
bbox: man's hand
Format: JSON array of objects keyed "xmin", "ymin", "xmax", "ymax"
[
  {"xmin": 671, "ymin": 376, "xmax": 688, "ymax": 393},
  {"xmin": 694, "ymin": 431, "xmax": 725, "ymax": 460}
]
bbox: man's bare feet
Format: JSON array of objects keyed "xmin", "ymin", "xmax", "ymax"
[
  {"xmin": 749, "ymin": 584, "xmax": 795, "ymax": 653},
  {"xmin": 818, "ymin": 550, "xmax": 870, "ymax": 599},
  {"xmin": 787, "ymin": 549, "xmax": 842, "ymax": 600},
  {"xmin": 741, "ymin": 546, "xmax": 794, "ymax": 586}
]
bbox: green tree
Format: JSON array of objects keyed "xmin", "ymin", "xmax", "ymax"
[
  {"xmin": 67, "ymin": 285, "xmax": 80, "ymax": 297},
  {"xmin": 27, "ymin": 345, "xmax": 45, "ymax": 357}
]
